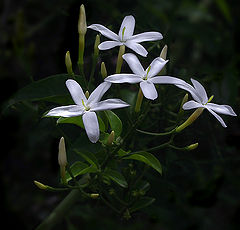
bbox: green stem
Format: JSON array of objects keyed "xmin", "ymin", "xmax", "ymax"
[
  {"xmin": 136, "ymin": 127, "xmax": 176, "ymax": 136},
  {"xmin": 135, "ymin": 88, "xmax": 143, "ymax": 113},
  {"xmin": 77, "ymin": 34, "xmax": 87, "ymax": 88},
  {"xmin": 115, "ymin": 45, "xmax": 125, "ymax": 74},
  {"xmin": 35, "ymin": 189, "xmax": 80, "ymax": 230}
]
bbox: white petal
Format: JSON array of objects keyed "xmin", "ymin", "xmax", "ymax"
[
  {"xmin": 140, "ymin": 81, "xmax": 158, "ymax": 100},
  {"xmin": 46, "ymin": 105, "xmax": 84, "ymax": 117},
  {"xmin": 206, "ymin": 108, "xmax": 227, "ymax": 128},
  {"xmin": 191, "ymin": 78, "xmax": 208, "ymax": 104},
  {"xmin": 118, "ymin": 15, "xmax": 135, "ymax": 40},
  {"xmin": 82, "ymin": 111, "xmax": 99, "ymax": 143},
  {"xmin": 147, "ymin": 57, "xmax": 168, "ymax": 78},
  {"xmin": 206, "ymin": 103, "xmax": 237, "ymax": 116},
  {"xmin": 151, "ymin": 76, "xmax": 202, "ymax": 103},
  {"xmin": 129, "ymin": 32, "xmax": 163, "ymax": 43},
  {"xmin": 66, "ymin": 80, "xmax": 87, "ymax": 105},
  {"xmin": 91, "ymin": 99, "xmax": 130, "ymax": 112},
  {"xmin": 122, "ymin": 53, "xmax": 145, "ymax": 75},
  {"xmin": 105, "ymin": 74, "xmax": 142, "ymax": 83},
  {"xmin": 182, "ymin": 100, "xmax": 203, "ymax": 110},
  {"xmin": 98, "ymin": 41, "xmax": 122, "ymax": 50},
  {"xmin": 125, "ymin": 41, "xmax": 148, "ymax": 57},
  {"xmin": 88, "ymin": 24, "xmax": 119, "ymax": 41},
  {"xmin": 88, "ymin": 82, "xmax": 111, "ymax": 105}
]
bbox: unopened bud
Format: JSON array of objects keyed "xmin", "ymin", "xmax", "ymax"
[
  {"xmin": 58, "ymin": 137, "xmax": 67, "ymax": 167},
  {"xmin": 160, "ymin": 45, "xmax": 168, "ymax": 60},
  {"xmin": 176, "ymin": 108, "xmax": 204, "ymax": 132},
  {"xmin": 90, "ymin": 193, "xmax": 99, "ymax": 199},
  {"xmin": 65, "ymin": 51, "xmax": 73, "ymax": 75},
  {"xmin": 94, "ymin": 35, "xmax": 100, "ymax": 57},
  {"xmin": 85, "ymin": 91, "xmax": 89, "ymax": 99},
  {"xmin": 78, "ymin": 4, "xmax": 87, "ymax": 35},
  {"xmin": 107, "ymin": 131, "xmax": 115, "ymax": 146},
  {"xmin": 34, "ymin": 180, "xmax": 48, "ymax": 190},
  {"xmin": 101, "ymin": 62, "xmax": 107, "ymax": 79},
  {"xmin": 186, "ymin": 143, "xmax": 199, "ymax": 151},
  {"xmin": 179, "ymin": 93, "xmax": 189, "ymax": 114}
]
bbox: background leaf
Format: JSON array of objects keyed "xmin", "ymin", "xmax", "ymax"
[
  {"xmin": 104, "ymin": 110, "xmax": 122, "ymax": 137},
  {"xmin": 104, "ymin": 168, "xmax": 128, "ymax": 188}
]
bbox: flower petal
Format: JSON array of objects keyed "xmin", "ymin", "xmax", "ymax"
[
  {"xmin": 129, "ymin": 32, "xmax": 163, "ymax": 43},
  {"xmin": 182, "ymin": 100, "xmax": 203, "ymax": 110},
  {"xmin": 88, "ymin": 24, "xmax": 119, "ymax": 41},
  {"xmin": 125, "ymin": 41, "xmax": 148, "ymax": 57},
  {"xmin": 147, "ymin": 57, "xmax": 168, "ymax": 78},
  {"xmin": 206, "ymin": 103, "xmax": 237, "ymax": 116},
  {"xmin": 122, "ymin": 53, "xmax": 145, "ymax": 75},
  {"xmin": 191, "ymin": 78, "xmax": 208, "ymax": 104},
  {"xmin": 82, "ymin": 111, "xmax": 99, "ymax": 143},
  {"xmin": 118, "ymin": 15, "xmax": 135, "ymax": 40},
  {"xmin": 105, "ymin": 74, "xmax": 142, "ymax": 83},
  {"xmin": 151, "ymin": 76, "xmax": 202, "ymax": 103},
  {"xmin": 98, "ymin": 41, "xmax": 122, "ymax": 50},
  {"xmin": 88, "ymin": 82, "xmax": 111, "ymax": 105},
  {"xmin": 140, "ymin": 81, "xmax": 158, "ymax": 100},
  {"xmin": 91, "ymin": 99, "xmax": 130, "ymax": 112},
  {"xmin": 66, "ymin": 79, "xmax": 87, "ymax": 105},
  {"xmin": 206, "ymin": 108, "xmax": 227, "ymax": 128},
  {"xmin": 45, "ymin": 105, "xmax": 84, "ymax": 117}
]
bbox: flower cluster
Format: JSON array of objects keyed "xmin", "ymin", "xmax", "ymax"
[{"xmin": 46, "ymin": 14, "xmax": 236, "ymax": 143}]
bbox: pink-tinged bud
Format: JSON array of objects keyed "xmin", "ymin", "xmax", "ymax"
[
  {"xmin": 160, "ymin": 45, "xmax": 168, "ymax": 60},
  {"xmin": 58, "ymin": 137, "xmax": 67, "ymax": 167}
]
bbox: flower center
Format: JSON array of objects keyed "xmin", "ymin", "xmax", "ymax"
[
  {"xmin": 143, "ymin": 66, "xmax": 151, "ymax": 80},
  {"xmin": 82, "ymin": 99, "xmax": 90, "ymax": 111},
  {"xmin": 204, "ymin": 95, "xmax": 214, "ymax": 105},
  {"xmin": 121, "ymin": 27, "xmax": 126, "ymax": 41}
]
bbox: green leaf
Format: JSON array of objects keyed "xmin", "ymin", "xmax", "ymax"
[
  {"xmin": 74, "ymin": 150, "xmax": 99, "ymax": 169},
  {"xmin": 129, "ymin": 197, "xmax": 155, "ymax": 212},
  {"xmin": 104, "ymin": 168, "xmax": 128, "ymax": 188},
  {"xmin": 123, "ymin": 151, "xmax": 162, "ymax": 175},
  {"xmin": 57, "ymin": 115, "xmax": 106, "ymax": 132},
  {"xmin": 66, "ymin": 161, "xmax": 97, "ymax": 182},
  {"xmin": 104, "ymin": 110, "xmax": 122, "ymax": 137},
  {"xmin": 3, "ymin": 74, "xmax": 85, "ymax": 112}
]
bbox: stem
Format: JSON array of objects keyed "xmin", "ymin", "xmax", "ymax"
[
  {"xmin": 136, "ymin": 127, "xmax": 176, "ymax": 136},
  {"xmin": 115, "ymin": 45, "xmax": 125, "ymax": 74},
  {"xmin": 77, "ymin": 34, "xmax": 87, "ymax": 87},
  {"xmin": 35, "ymin": 189, "xmax": 80, "ymax": 230},
  {"xmin": 135, "ymin": 88, "xmax": 143, "ymax": 113}
]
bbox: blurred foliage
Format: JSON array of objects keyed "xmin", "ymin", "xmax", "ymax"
[{"xmin": 0, "ymin": 0, "xmax": 240, "ymax": 229}]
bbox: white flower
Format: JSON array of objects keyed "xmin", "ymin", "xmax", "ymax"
[
  {"xmin": 46, "ymin": 80, "xmax": 129, "ymax": 143},
  {"xmin": 180, "ymin": 78, "xmax": 237, "ymax": 127},
  {"xmin": 88, "ymin": 15, "xmax": 163, "ymax": 57},
  {"xmin": 104, "ymin": 53, "xmax": 187, "ymax": 100}
]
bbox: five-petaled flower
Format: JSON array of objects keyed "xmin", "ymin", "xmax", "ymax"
[
  {"xmin": 178, "ymin": 78, "xmax": 237, "ymax": 127},
  {"xmin": 45, "ymin": 80, "xmax": 129, "ymax": 143},
  {"xmin": 104, "ymin": 53, "xmax": 186, "ymax": 100},
  {"xmin": 88, "ymin": 15, "xmax": 163, "ymax": 57}
]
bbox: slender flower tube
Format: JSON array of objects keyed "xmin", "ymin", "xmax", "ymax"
[
  {"xmin": 45, "ymin": 80, "xmax": 129, "ymax": 143},
  {"xmin": 105, "ymin": 53, "xmax": 187, "ymax": 100},
  {"xmin": 178, "ymin": 78, "xmax": 237, "ymax": 127},
  {"xmin": 88, "ymin": 15, "xmax": 163, "ymax": 57}
]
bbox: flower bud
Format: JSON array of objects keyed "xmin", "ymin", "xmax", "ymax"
[
  {"xmin": 78, "ymin": 4, "xmax": 87, "ymax": 35},
  {"xmin": 90, "ymin": 193, "xmax": 99, "ymax": 199},
  {"xmin": 176, "ymin": 108, "xmax": 204, "ymax": 132},
  {"xmin": 34, "ymin": 180, "xmax": 48, "ymax": 190},
  {"xmin": 160, "ymin": 45, "xmax": 168, "ymax": 60},
  {"xmin": 65, "ymin": 51, "xmax": 73, "ymax": 75},
  {"xmin": 85, "ymin": 90, "xmax": 89, "ymax": 99},
  {"xmin": 58, "ymin": 137, "xmax": 67, "ymax": 167},
  {"xmin": 185, "ymin": 143, "xmax": 199, "ymax": 151},
  {"xmin": 94, "ymin": 34, "xmax": 100, "ymax": 57},
  {"xmin": 178, "ymin": 93, "xmax": 189, "ymax": 114},
  {"xmin": 101, "ymin": 62, "xmax": 107, "ymax": 79},
  {"xmin": 107, "ymin": 131, "xmax": 115, "ymax": 146}
]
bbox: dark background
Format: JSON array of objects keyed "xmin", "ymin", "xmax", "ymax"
[{"xmin": 0, "ymin": 0, "xmax": 240, "ymax": 229}]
